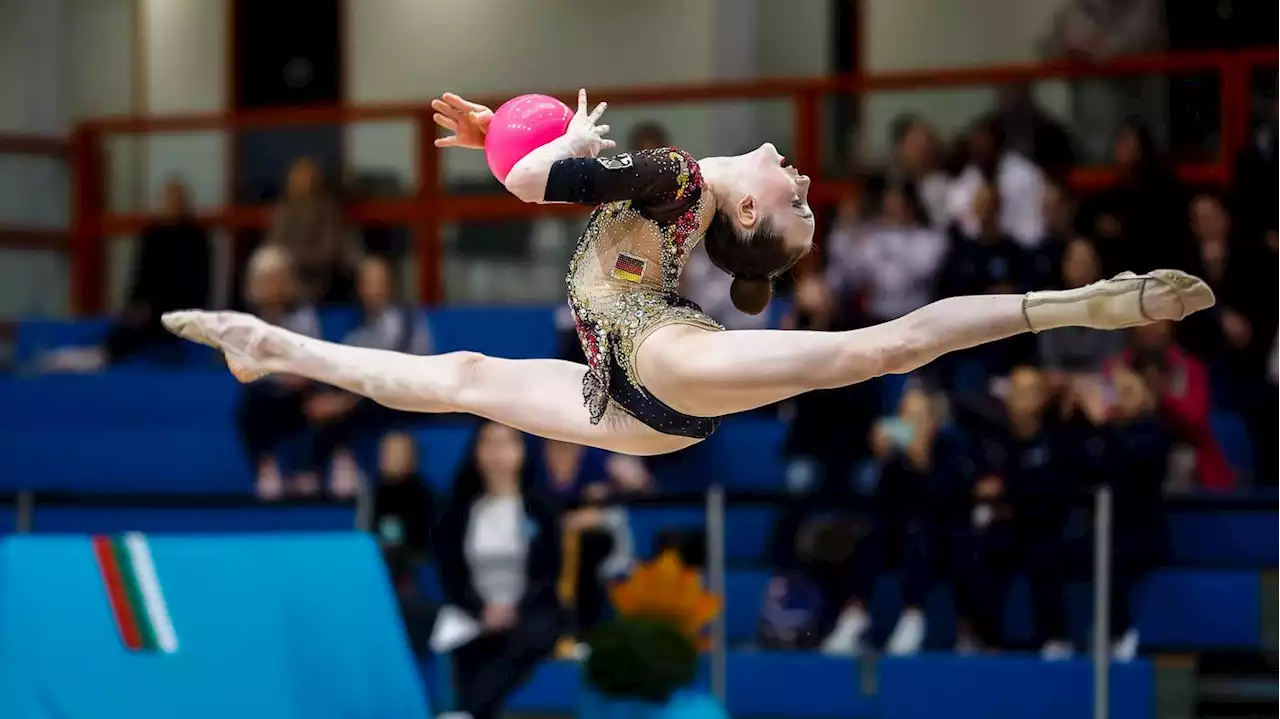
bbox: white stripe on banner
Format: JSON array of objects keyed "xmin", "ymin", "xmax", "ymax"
[{"xmin": 124, "ymin": 532, "xmax": 179, "ymax": 654}]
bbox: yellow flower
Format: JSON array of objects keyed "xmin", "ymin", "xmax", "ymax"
[{"xmin": 610, "ymin": 551, "xmax": 721, "ymax": 639}]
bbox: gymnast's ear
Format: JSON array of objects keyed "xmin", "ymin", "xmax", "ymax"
[{"xmin": 734, "ymin": 194, "xmax": 759, "ymax": 229}]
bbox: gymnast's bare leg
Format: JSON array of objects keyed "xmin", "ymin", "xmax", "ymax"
[{"xmin": 162, "ymin": 270, "xmax": 1212, "ymax": 457}]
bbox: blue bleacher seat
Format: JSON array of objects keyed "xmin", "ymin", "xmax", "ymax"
[
  {"xmin": 1210, "ymin": 410, "xmax": 1255, "ymax": 477},
  {"xmin": 1167, "ymin": 508, "xmax": 1278, "ymax": 567},
  {"xmin": 710, "ymin": 419, "xmax": 787, "ymax": 489},
  {"xmin": 409, "ymin": 424, "xmax": 477, "ymax": 493},
  {"xmin": 29, "ymin": 505, "xmax": 355, "ymax": 534}
]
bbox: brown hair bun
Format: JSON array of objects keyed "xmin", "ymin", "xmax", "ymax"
[{"xmin": 729, "ymin": 276, "xmax": 772, "ymax": 315}]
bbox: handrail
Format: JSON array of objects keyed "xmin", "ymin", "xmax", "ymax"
[{"xmin": 53, "ymin": 47, "xmax": 1279, "ymax": 312}]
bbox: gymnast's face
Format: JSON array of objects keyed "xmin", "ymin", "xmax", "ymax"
[{"xmin": 730, "ymin": 142, "xmax": 815, "ymax": 254}]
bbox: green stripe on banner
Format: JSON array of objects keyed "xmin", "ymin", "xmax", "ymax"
[{"xmin": 112, "ymin": 537, "xmax": 158, "ymax": 652}]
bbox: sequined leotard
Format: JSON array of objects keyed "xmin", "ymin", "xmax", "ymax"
[{"xmin": 544, "ymin": 147, "xmax": 723, "ymax": 439}]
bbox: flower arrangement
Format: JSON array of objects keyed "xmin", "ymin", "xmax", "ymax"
[{"xmin": 580, "ymin": 551, "xmax": 727, "ymax": 719}]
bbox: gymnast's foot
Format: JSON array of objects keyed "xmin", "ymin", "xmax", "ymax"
[
  {"xmin": 161, "ymin": 310, "xmax": 291, "ymax": 382},
  {"xmin": 1023, "ymin": 269, "xmax": 1215, "ymax": 333}
]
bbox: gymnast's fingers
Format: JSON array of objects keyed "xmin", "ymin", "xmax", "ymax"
[
  {"xmin": 594, "ymin": 124, "xmax": 611, "ymax": 137},
  {"xmin": 442, "ymin": 93, "xmax": 480, "ymax": 112},
  {"xmin": 433, "ymin": 114, "xmax": 458, "ymax": 132},
  {"xmin": 588, "ymin": 102, "xmax": 608, "ymax": 123},
  {"xmin": 434, "ymin": 136, "xmax": 458, "ymax": 148},
  {"xmin": 577, "ymin": 89, "xmax": 589, "ymax": 116},
  {"xmin": 598, "ymin": 139, "xmax": 617, "ymax": 152}
]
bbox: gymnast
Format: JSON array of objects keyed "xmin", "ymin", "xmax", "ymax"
[{"xmin": 163, "ymin": 89, "xmax": 1215, "ymax": 457}]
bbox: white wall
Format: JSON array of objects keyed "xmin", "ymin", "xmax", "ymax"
[{"xmin": 860, "ymin": 0, "xmax": 1069, "ymax": 162}]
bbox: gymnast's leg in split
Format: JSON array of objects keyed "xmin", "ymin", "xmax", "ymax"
[{"xmin": 162, "ymin": 269, "xmax": 1213, "ymax": 458}]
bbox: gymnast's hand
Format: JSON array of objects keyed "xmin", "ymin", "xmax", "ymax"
[
  {"xmin": 432, "ymin": 93, "xmax": 493, "ymax": 149},
  {"xmin": 562, "ymin": 89, "xmax": 615, "ymax": 158}
]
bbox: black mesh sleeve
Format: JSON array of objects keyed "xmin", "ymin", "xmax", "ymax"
[{"xmin": 543, "ymin": 147, "xmax": 702, "ymax": 213}]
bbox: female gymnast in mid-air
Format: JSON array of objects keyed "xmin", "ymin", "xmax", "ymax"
[{"xmin": 164, "ymin": 89, "xmax": 1214, "ymax": 457}]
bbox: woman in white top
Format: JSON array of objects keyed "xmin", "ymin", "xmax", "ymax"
[
  {"xmin": 826, "ymin": 181, "xmax": 948, "ymax": 324},
  {"xmin": 947, "ymin": 116, "xmax": 1047, "ymax": 249},
  {"xmin": 434, "ymin": 422, "xmax": 563, "ymax": 719}
]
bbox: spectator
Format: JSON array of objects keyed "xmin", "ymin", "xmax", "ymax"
[
  {"xmin": 884, "ymin": 115, "xmax": 950, "ymax": 227},
  {"xmin": 1031, "ymin": 367, "xmax": 1170, "ymax": 660},
  {"xmin": 373, "ymin": 432, "xmax": 435, "ymax": 560},
  {"xmin": 953, "ymin": 367, "xmax": 1076, "ymax": 651},
  {"xmin": 235, "ymin": 245, "xmax": 321, "ymax": 499},
  {"xmin": 267, "ymin": 157, "xmax": 359, "ymax": 304},
  {"xmin": 936, "ymin": 182, "xmax": 1035, "ymax": 383},
  {"xmin": 947, "ymin": 116, "xmax": 1047, "ymax": 248},
  {"xmin": 375, "ymin": 433, "xmax": 438, "ymax": 662},
  {"xmin": 1106, "ymin": 321, "xmax": 1233, "ymax": 491},
  {"xmin": 41, "ymin": 180, "xmax": 211, "ymax": 372},
  {"xmin": 541, "ymin": 439, "xmax": 641, "ymax": 637},
  {"xmin": 1081, "ymin": 120, "xmax": 1187, "ymax": 274},
  {"xmin": 1028, "ymin": 179, "xmax": 1078, "ymax": 289},
  {"xmin": 821, "ymin": 385, "xmax": 963, "ymax": 656},
  {"xmin": 434, "ymin": 422, "xmax": 563, "ymax": 719},
  {"xmin": 1180, "ymin": 193, "xmax": 1276, "ymax": 370},
  {"xmin": 628, "ymin": 121, "xmax": 671, "ymax": 152},
  {"xmin": 302, "ymin": 255, "xmax": 434, "ymax": 496},
  {"xmin": 1037, "ymin": 237, "xmax": 1126, "ymax": 375},
  {"xmin": 994, "ymin": 85, "xmax": 1077, "ymax": 180},
  {"xmin": 939, "ymin": 182, "xmax": 1031, "ymax": 297},
  {"xmin": 1230, "ymin": 98, "xmax": 1278, "ymax": 248},
  {"xmin": 825, "ymin": 180, "xmax": 948, "ymax": 325}
]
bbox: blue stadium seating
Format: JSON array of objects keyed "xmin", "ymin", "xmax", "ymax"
[{"xmin": 3, "ymin": 314, "xmax": 1275, "ymax": 718}]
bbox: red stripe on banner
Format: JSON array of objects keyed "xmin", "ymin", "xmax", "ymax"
[{"xmin": 92, "ymin": 535, "xmax": 143, "ymax": 651}]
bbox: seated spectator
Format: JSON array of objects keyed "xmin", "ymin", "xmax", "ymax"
[
  {"xmin": 541, "ymin": 439, "xmax": 642, "ymax": 638},
  {"xmin": 1028, "ymin": 178, "xmax": 1078, "ymax": 289},
  {"xmin": 434, "ymin": 422, "xmax": 563, "ymax": 719},
  {"xmin": 953, "ymin": 366, "xmax": 1075, "ymax": 652},
  {"xmin": 41, "ymin": 180, "xmax": 210, "ymax": 372},
  {"xmin": 234, "ymin": 246, "xmax": 321, "ymax": 499},
  {"xmin": 938, "ymin": 182, "xmax": 1031, "ymax": 298},
  {"xmin": 1106, "ymin": 321, "xmax": 1233, "ymax": 491},
  {"xmin": 1081, "ymin": 120, "xmax": 1189, "ymax": 274},
  {"xmin": 302, "ymin": 255, "xmax": 433, "ymax": 496},
  {"xmin": 993, "ymin": 84, "xmax": 1076, "ymax": 181},
  {"xmin": 1030, "ymin": 368, "xmax": 1171, "ymax": 661},
  {"xmin": 947, "ymin": 115, "xmax": 1046, "ymax": 249},
  {"xmin": 884, "ymin": 114, "xmax": 950, "ymax": 227},
  {"xmin": 373, "ymin": 432, "xmax": 435, "ymax": 561},
  {"xmin": 267, "ymin": 157, "xmax": 359, "ymax": 304},
  {"xmin": 825, "ymin": 180, "xmax": 947, "ymax": 325},
  {"xmin": 821, "ymin": 385, "xmax": 963, "ymax": 656},
  {"xmin": 936, "ymin": 182, "xmax": 1036, "ymax": 383},
  {"xmin": 375, "ymin": 432, "xmax": 437, "ymax": 660},
  {"xmin": 1180, "ymin": 193, "xmax": 1277, "ymax": 370},
  {"xmin": 1037, "ymin": 237, "xmax": 1126, "ymax": 375}
]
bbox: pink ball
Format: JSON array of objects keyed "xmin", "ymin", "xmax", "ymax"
[{"xmin": 484, "ymin": 94, "xmax": 574, "ymax": 183}]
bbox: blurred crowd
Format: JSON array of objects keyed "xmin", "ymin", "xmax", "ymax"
[{"xmin": 31, "ymin": 61, "xmax": 1277, "ymax": 718}]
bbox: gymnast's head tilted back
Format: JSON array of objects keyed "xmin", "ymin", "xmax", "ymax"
[{"xmin": 698, "ymin": 142, "xmax": 815, "ymax": 316}]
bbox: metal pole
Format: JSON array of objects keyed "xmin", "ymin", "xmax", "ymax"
[
  {"xmin": 15, "ymin": 490, "xmax": 34, "ymax": 534},
  {"xmin": 354, "ymin": 483, "xmax": 374, "ymax": 533},
  {"xmin": 706, "ymin": 485, "xmax": 727, "ymax": 704},
  {"xmin": 1092, "ymin": 485, "xmax": 1113, "ymax": 719}
]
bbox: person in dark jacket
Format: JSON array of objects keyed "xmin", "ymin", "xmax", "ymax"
[
  {"xmin": 1028, "ymin": 367, "xmax": 1171, "ymax": 660},
  {"xmin": 952, "ymin": 366, "xmax": 1078, "ymax": 651},
  {"xmin": 41, "ymin": 179, "xmax": 211, "ymax": 371},
  {"xmin": 434, "ymin": 422, "xmax": 564, "ymax": 719}
]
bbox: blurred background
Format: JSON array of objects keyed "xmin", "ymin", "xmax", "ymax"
[{"xmin": 0, "ymin": 0, "xmax": 1275, "ymax": 718}]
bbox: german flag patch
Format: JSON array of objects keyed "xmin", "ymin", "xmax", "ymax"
[{"xmin": 611, "ymin": 252, "xmax": 646, "ymax": 283}]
